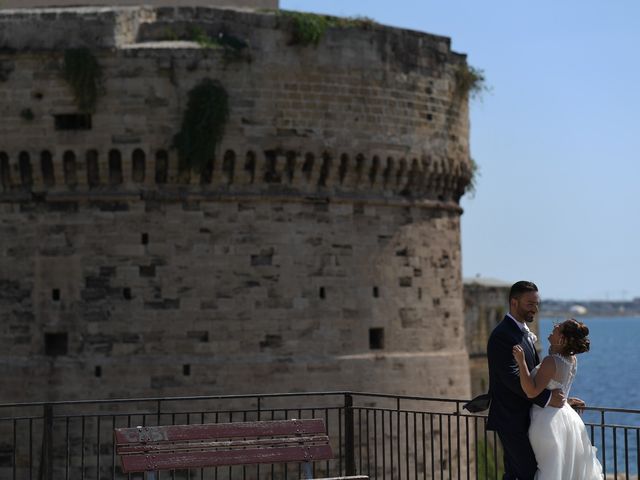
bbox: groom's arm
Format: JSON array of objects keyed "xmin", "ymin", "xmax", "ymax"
[{"xmin": 488, "ymin": 333, "xmax": 552, "ymax": 407}]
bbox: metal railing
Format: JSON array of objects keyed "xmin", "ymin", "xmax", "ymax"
[{"xmin": 0, "ymin": 392, "xmax": 638, "ymax": 479}]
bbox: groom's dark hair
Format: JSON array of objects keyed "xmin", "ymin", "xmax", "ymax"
[{"xmin": 509, "ymin": 281, "xmax": 538, "ymax": 301}]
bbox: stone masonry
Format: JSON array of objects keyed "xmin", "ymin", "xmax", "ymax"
[
  {"xmin": 0, "ymin": 5, "xmax": 474, "ymax": 404},
  {"xmin": 1, "ymin": 0, "xmax": 278, "ymax": 9}
]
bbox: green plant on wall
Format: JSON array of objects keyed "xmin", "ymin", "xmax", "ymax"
[
  {"xmin": 454, "ymin": 63, "xmax": 488, "ymax": 101},
  {"xmin": 466, "ymin": 157, "xmax": 480, "ymax": 197},
  {"xmin": 279, "ymin": 11, "xmax": 376, "ymax": 46},
  {"xmin": 62, "ymin": 48, "xmax": 102, "ymax": 113},
  {"xmin": 173, "ymin": 79, "xmax": 229, "ymax": 174}
]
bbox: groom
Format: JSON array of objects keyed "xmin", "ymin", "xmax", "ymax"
[{"xmin": 486, "ymin": 281, "xmax": 565, "ymax": 480}]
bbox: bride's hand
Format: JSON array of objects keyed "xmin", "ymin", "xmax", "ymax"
[{"xmin": 512, "ymin": 345, "xmax": 525, "ymax": 364}]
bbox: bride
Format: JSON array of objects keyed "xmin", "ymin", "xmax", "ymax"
[{"xmin": 512, "ymin": 318, "xmax": 603, "ymax": 480}]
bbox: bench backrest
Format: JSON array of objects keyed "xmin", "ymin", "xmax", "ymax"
[{"xmin": 114, "ymin": 418, "xmax": 333, "ymax": 474}]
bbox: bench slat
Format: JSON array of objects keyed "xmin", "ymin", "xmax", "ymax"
[
  {"xmin": 115, "ymin": 419, "xmax": 326, "ymax": 445},
  {"xmin": 120, "ymin": 444, "xmax": 333, "ymax": 473},
  {"xmin": 117, "ymin": 434, "xmax": 329, "ymax": 455}
]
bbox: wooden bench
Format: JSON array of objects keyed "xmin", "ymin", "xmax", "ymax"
[{"xmin": 114, "ymin": 418, "xmax": 334, "ymax": 479}]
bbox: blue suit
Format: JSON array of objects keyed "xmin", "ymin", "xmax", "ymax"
[{"xmin": 487, "ymin": 316, "xmax": 551, "ymax": 480}]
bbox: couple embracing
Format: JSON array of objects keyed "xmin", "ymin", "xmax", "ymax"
[{"xmin": 486, "ymin": 281, "xmax": 603, "ymax": 479}]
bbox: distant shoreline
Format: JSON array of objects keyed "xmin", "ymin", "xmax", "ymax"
[{"xmin": 541, "ymin": 311, "xmax": 640, "ymax": 318}]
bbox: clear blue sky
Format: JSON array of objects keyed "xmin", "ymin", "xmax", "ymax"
[{"xmin": 281, "ymin": 0, "xmax": 640, "ymax": 301}]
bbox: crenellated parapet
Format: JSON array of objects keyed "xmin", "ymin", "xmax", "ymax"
[
  {"xmin": 0, "ymin": 147, "xmax": 471, "ymax": 205},
  {"xmin": 0, "ymin": 5, "xmax": 473, "ymax": 210}
]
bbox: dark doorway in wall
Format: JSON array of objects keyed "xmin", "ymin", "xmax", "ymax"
[
  {"xmin": 369, "ymin": 328, "xmax": 384, "ymax": 350},
  {"xmin": 45, "ymin": 332, "xmax": 68, "ymax": 356}
]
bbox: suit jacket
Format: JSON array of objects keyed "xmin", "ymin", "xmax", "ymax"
[{"xmin": 486, "ymin": 316, "xmax": 551, "ymax": 432}]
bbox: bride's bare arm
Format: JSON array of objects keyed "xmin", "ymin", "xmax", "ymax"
[{"xmin": 512, "ymin": 347, "xmax": 557, "ymax": 398}]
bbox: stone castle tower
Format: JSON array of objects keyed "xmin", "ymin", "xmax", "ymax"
[{"xmin": 0, "ymin": 3, "xmax": 474, "ymax": 403}]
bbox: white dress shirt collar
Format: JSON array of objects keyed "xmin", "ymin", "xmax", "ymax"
[{"xmin": 506, "ymin": 312, "xmax": 528, "ymax": 331}]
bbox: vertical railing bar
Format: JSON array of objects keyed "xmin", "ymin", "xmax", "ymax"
[
  {"xmin": 324, "ymin": 408, "xmax": 329, "ymax": 477},
  {"xmin": 297, "ymin": 407, "xmax": 302, "ymax": 480},
  {"xmin": 382, "ymin": 410, "xmax": 386, "ymax": 480},
  {"xmin": 613, "ymin": 425, "xmax": 618, "ymax": 476},
  {"xmin": 390, "ymin": 406, "xmax": 394, "ymax": 480},
  {"xmin": 12, "ymin": 419, "xmax": 17, "ymax": 480},
  {"xmin": 413, "ymin": 412, "xmax": 417, "ymax": 480},
  {"xmin": 359, "ymin": 408, "xmax": 363, "ymax": 475},
  {"xmin": 66, "ymin": 416, "xmax": 70, "ymax": 480},
  {"xmin": 29, "ymin": 418, "xmax": 33, "ymax": 480},
  {"xmin": 439, "ymin": 414, "xmax": 444, "ymax": 480},
  {"xmin": 111, "ymin": 416, "xmax": 116, "ymax": 480},
  {"xmin": 447, "ymin": 415, "xmax": 452, "ymax": 480},
  {"xmin": 81, "ymin": 415, "xmax": 86, "ymax": 480},
  {"xmin": 338, "ymin": 405, "xmax": 343, "ymax": 476},
  {"xmin": 473, "ymin": 417, "xmax": 479, "ymax": 478},
  {"xmin": 483, "ymin": 418, "xmax": 488, "ymax": 480},
  {"xmin": 374, "ymin": 409, "xmax": 379, "ymax": 480},
  {"xmin": 396, "ymin": 398, "xmax": 401, "ymax": 480},
  {"xmin": 465, "ymin": 415, "xmax": 470, "ymax": 480},
  {"xmin": 96, "ymin": 415, "xmax": 101, "ymax": 480},
  {"xmin": 601, "ymin": 411, "xmax": 607, "ymax": 476},
  {"xmin": 624, "ymin": 427, "xmax": 629, "ymax": 480},
  {"xmin": 405, "ymin": 410, "xmax": 409, "ymax": 480},
  {"xmin": 456, "ymin": 405, "xmax": 461, "ymax": 480},
  {"xmin": 430, "ymin": 414, "xmax": 434, "ymax": 480},
  {"xmin": 421, "ymin": 413, "xmax": 426, "ymax": 480},
  {"xmin": 365, "ymin": 409, "xmax": 370, "ymax": 478}
]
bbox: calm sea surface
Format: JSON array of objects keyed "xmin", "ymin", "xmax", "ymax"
[{"xmin": 539, "ymin": 316, "xmax": 640, "ymax": 474}]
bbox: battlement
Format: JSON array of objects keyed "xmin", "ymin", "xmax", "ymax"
[
  {"xmin": 0, "ymin": 146, "xmax": 468, "ymax": 207},
  {"xmin": 0, "ymin": 0, "xmax": 278, "ymax": 10}
]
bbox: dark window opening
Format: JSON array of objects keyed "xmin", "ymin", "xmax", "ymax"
[
  {"xmin": 19, "ymin": 152, "xmax": 33, "ymax": 188},
  {"xmin": 0, "ymin": 152, "xmax": 11, "ymax": 190},
  {"xmin": 54, "ymin": 114, "xmax": 92, "ymax": 131},
  {"xmin": 141, "ymin": 233, "xmax": 148, "ymax": 245},
  {"xmin": 244, "ymin": 151, "xmax": 256, "ymax": 184},
  {"xmin": 41, "ymin": 151, "xmax": 55, "ymax": 187},
  {"xmin": 45, "ymin": 332, "xmax": 68, "ymax": 356},
  {"xmin": 52, "ymin": 289, "xmax": 60, "ymax": 301},
  {"xmin": 132, "ymin": 149, "xmax": 146, "ymax": 183},
  {"xmin": 63, "ymin": 151, "xmax": 77, "ymax": 188},
  {"xmin": 302, "ymin": 153, "xmax": 314, "ymax": 181},
  {"xmin": 222, "ymin": 150, "xmax": 235, "ymax": 185},
  {"xmin": 86, "ymin": 150, "xmax": 100, "ymax": 188},
  {"xmin": 319, "ymin": 287, "xmax": 326, "ymax": 299},
  {"xmin": 263, "ymin": 150, "xmax": 280, "ymax": 183},
  {"xmin": 108, "ymin": 150, "xmax": 123, "ymax": 185},
  {"xmin": 369, "ymin": 328, "xmax": 384, "ymax": 350},
  {"xmin": 94, "ymin": 366, "xmax": 102, "ymax": 378},
  {"xmin": 155, "ymin": 150, "xmax": 168, "ymax": 184},
  {"xmin": 123, "ymin": 288, "xmax": 132, "ymax": 300},
  {"xmin": 373, "ymin": 286, "xmax": 379, "ymax": 298},
  {"xmin": 183, "ymin": 364, "xmax": 191, "ymax": 376}
]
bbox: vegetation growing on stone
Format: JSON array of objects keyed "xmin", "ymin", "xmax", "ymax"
[
  {"xmin": 279, "ymin": 11, "xmax": 376, "ymax": 46},
  {"xmin": 173, "ymin": 79, "xmax": 229, "ymax": 174},
  {"xmin": 189, "ymin": 26, "xmax": 250, "ymax": 62},
  {"xmin": 454, "ymin": 63, "xmax": 488, "ymax": 101},
  {"xmin": 62, "ymin": 48, "xmax": 102, "ymax": 113},
  {"xmin": 466, "ymin": 157, "xmax": 480, "ymax": 197}
]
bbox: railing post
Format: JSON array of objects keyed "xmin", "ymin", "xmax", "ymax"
[
  {"xmin": 39, "ymin": 404, "xmax": 53, "ymax": 480},
  {"xmin": 344, "ymin": 393, "xmax": 356, "ymax": 476}
]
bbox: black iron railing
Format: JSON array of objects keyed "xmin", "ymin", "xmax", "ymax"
[{"xmin": 0, "ymin": 392, "xmax": 638, "ymax": 479}]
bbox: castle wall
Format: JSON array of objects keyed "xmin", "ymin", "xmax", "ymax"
[
  {"xmin": 0, "ymin": 0, "xmax": 278, "ymax": 10},
  {"xmin": 0, "ymin": 6, "xmax": 473, "ymax": 403}
]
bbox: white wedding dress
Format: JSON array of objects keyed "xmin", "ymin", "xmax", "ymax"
[{"xmin": 529, "ymin": 354, "xmax": 604, "ymax": 480}]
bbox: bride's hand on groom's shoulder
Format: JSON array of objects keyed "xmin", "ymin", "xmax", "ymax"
[{"xmin": 568, "ymin": 397, "xmax": 586, "ymax": 414}]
